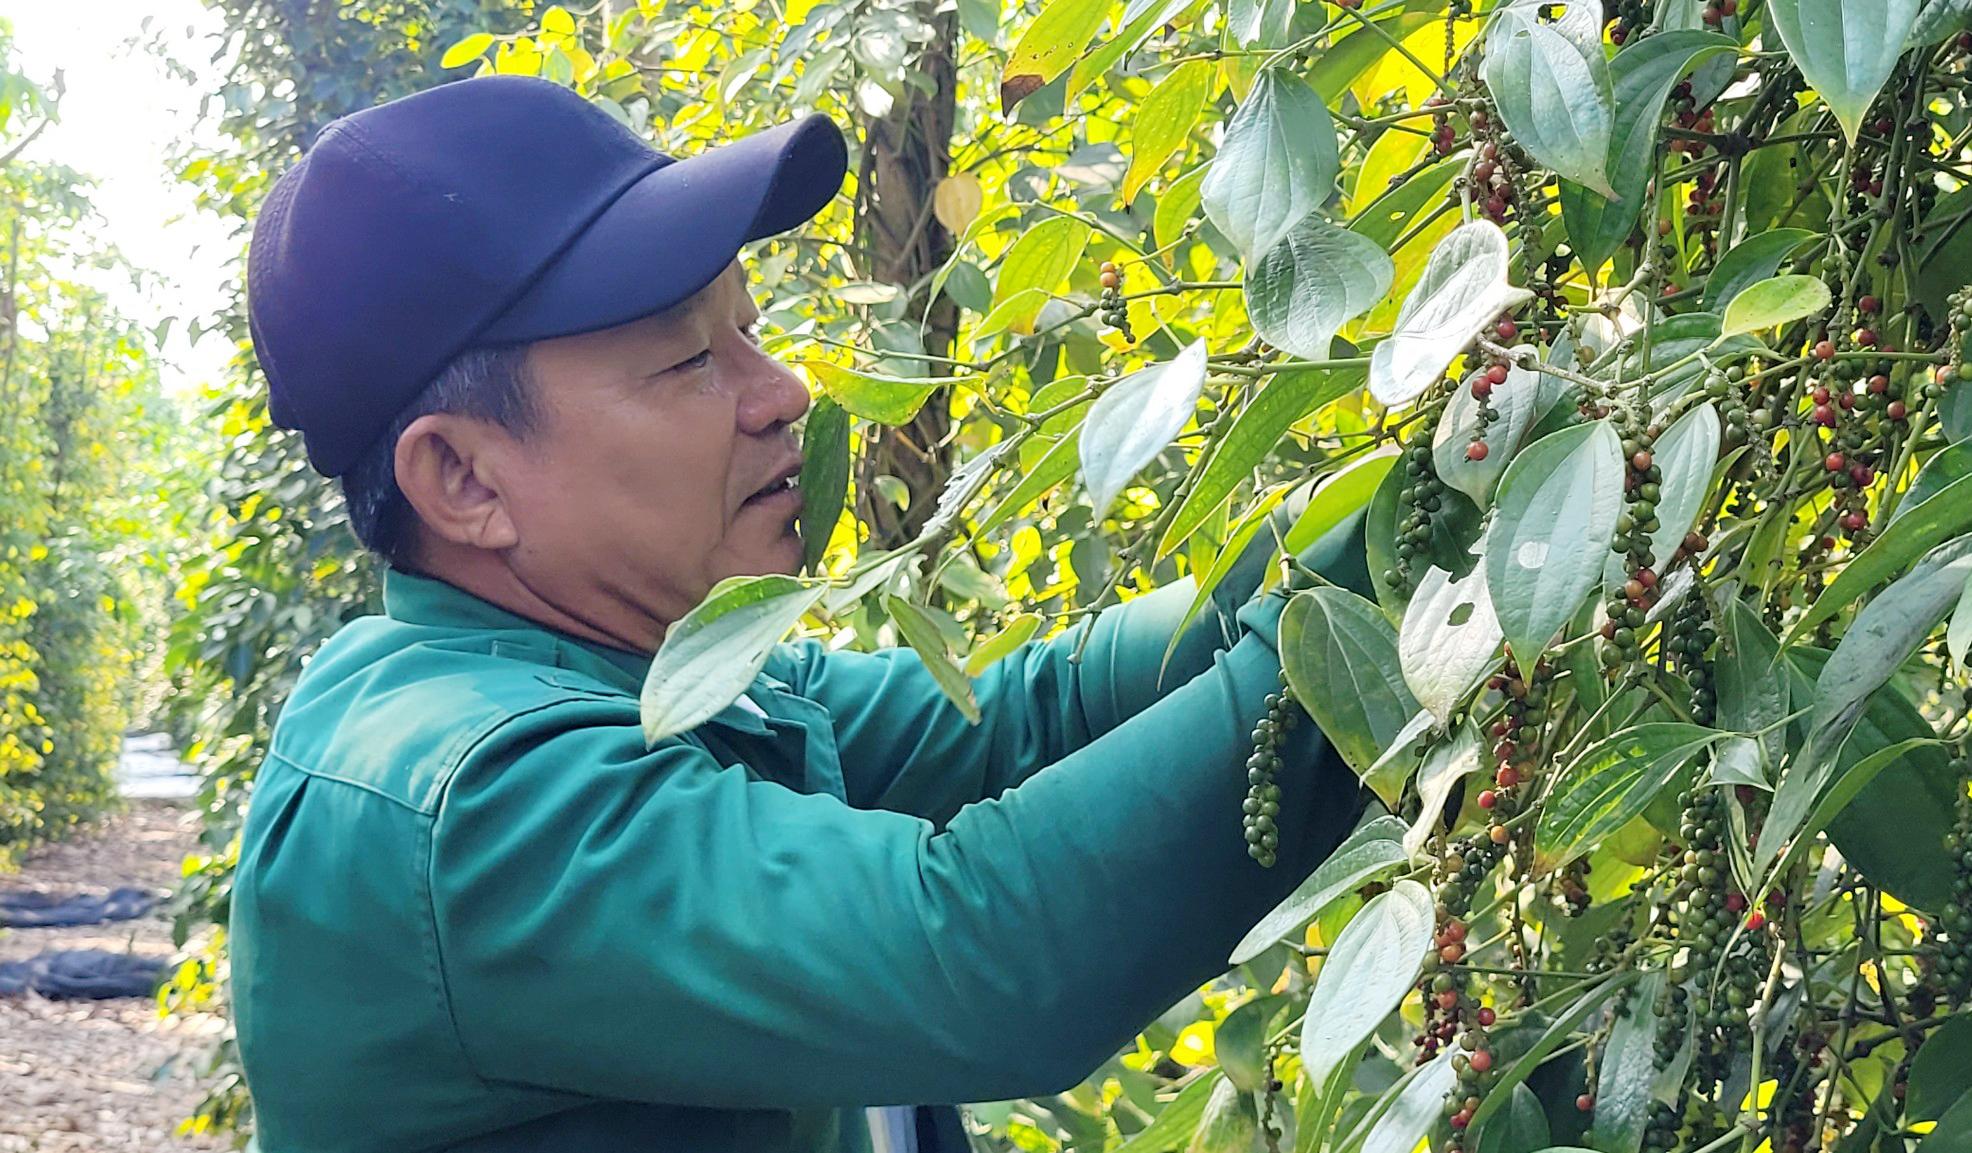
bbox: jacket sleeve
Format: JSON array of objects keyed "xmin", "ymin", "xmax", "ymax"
[
  {"xmin": 770, "ymin": 510, "xmax": 1370, "ymax": 824},
  {"xmin": 428, "ymin": 627, "xmax": 1365, "ymax": 1110}
]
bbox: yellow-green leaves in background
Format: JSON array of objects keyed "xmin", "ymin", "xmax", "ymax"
[
  {"xmin": 1123, "ymin": 61, "xmax": 1214, "ymax": 205},
  {"xmin": 980, "ymin": 215, "xmax": 1089, "ymax": 337},
  {"xmin": 1001, "ymin": 0, "xmax": 1112, "ymax": 113}
]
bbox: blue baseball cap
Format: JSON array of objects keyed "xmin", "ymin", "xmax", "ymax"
[{"xmin": 246, "ymin": 75, "xmax": 848, "ymax": 477}]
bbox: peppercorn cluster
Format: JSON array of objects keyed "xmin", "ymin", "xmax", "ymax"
[
  {"xmin": 1242, "ymin": 672, "xmax": 1300, "ymax": 867},
  {"xmin": 1096, "ymin": 259, "xmax": 1135, "ymax": 344}
]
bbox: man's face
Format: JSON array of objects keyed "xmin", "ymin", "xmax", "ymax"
[{"xmin": 496, "ymin": 263, "xmax": 810, "ymax": 642}]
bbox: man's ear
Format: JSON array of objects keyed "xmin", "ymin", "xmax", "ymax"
[{"xmin": 393, "ymin": 414, "xmax": 522, "ymax": 552}]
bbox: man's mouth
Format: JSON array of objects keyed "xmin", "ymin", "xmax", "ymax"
[{"xmin": 742, "ymin": 463, "xmax": 803, "ymax": 511}]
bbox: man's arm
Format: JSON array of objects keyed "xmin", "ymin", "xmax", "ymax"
[
  {"xmin": 771, "ymin": 509, "xmax": 1370, "ymax": 824},
  {"xmin": 430, "ymin": 624, "xmax": 1364, "ymax": 1109}
]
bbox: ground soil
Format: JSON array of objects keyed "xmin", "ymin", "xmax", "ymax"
[{"xmin": 0, "ymin": 797, "xmax": 230, "ymax": 1152}]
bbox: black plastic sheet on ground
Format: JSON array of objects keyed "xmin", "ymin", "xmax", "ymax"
[
  {"xmin": 0, "ymin": 886, "xmax": 158, "ymax": 928},
  {"xmin": 0, "ymin": 949, "xmax": 167, "ymax": 999}
]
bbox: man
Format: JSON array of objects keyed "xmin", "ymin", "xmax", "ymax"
[{"xmin": 233, "ymin": 74, "xmax": 1370, "ymax": 1152}]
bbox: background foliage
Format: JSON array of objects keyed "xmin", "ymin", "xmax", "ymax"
[{"xmin": 131, "ymin": 0, "xmax": 1972, "ymax": 1150}]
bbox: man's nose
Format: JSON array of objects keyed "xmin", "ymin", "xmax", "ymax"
[{"xmin": 735, "ymin": 346, "xmax": 811, "ymax": 435}]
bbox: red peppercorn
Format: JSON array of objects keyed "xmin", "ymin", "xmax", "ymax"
[
  {"xmin": 1450, "ymin": 1110, "xmax": 1471, "ymax": 1130},
  {"xmin": 1496, "ymin": 319, "xmax": 1519, "ymax": 340},
  {"xmin": 1857, "ymin": 328, "xmax": 1878, "ymax": 346},
  {"xmin": 1747, "ymin": 910, "xmax": 1767, "ymax": 930},
  {"xmin": 1839, "ymin": 391, "xmax": 1855, "ymax": 411},
  {"xmin": 1814, "ymin": 404, "xmax": 1837, "ymax": 426},
  {"xmin": 1812, "ymin": 386, "xmax": 1831, "ymax": 404},
  {"xmin": 1488, "ymin": 823, "xmax": 1511, "ymax": 845},
  {"xmin": 1889, "ymin": 401, "xmax": 1909, "ymax": 420},
  {"xmin": 1495, "ymin": 765, "xmax": 1521, "ymax": 789},
  {"xmin": 1440, "ymin": 942, "xmax": 1466, "ymax": 964},
  {"xmin": 1726, "ymin": 891, "xmax": 1748, "ymax": 913},
  {"xmin": 1841, "ymin": 512, "xmax": 1867, "ymax": 532},
  {"xmin": 1814, "ymin": 340, "xmax": 1836, "ymax": 360},
  {"xmin": 1636, "ymin": 567, "xmax": 1658, "ymax": 589},
  {"xmin": 1468, "ymin": 1049, "xmax": 1494, "ymax": 1073},
  {"xmin": 1470, "ymin": 377, "xmax": 1493, "ymax": 400},
  {"xmin": 1487, "ymin": 363, "xmax": 1509, "ymax": 385},
  {"xmin": 1477, "ymin": 789, "xmax": 1498, "ymax": 809},
  {"xmin": 1477, "ymin": 1007, "xmax": 1496, "ymax": 1026},
  {"xmin": 1577, "ymin": 1094, "xmax": 1596, "ymax": 1112},
  {"xmin": 1437, "ymin": 989, "xmax": 1461, "ymax": 1010},
  {"xmin": 1858, "ymin": 295, "xmax": 1880, "ymax": 314},
  {"xmin": 1852, "ymin": 465, "xmax": 1875, "ymax": 486},
  {"xmin": 1825, "ymin": 452, "xmax": 1846, "ymax": 472},
  {"xmin": 1868, "ymin": 374, "xmax": 1889, "ymax": 394}
]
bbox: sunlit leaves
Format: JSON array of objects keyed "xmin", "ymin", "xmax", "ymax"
[
  {"xmin": 1483, "ymin": 422, "xmax": 1625, "ymax": 661},
  {"xmin": 1123, "ymin": 60, "xmax": 1214, "ymax": 205},
  {"xmin": 1245, "ymin": 215, "xmax": 1393, "ymax": 361},
  {"xmin": 1281, "ymin": 587, "xmax": 1422, "ymax": 805},
  {"xmin": 1369, "ymin": 221, "xmax": 1533, "ymax": 408},
  {"xmin": 999, "ymin": 0, "xmax": 1110, "ymax": 113},
  {"xmin": 1482, "ymin": 0, "xmax": 1616, "ymax": 198},
  {"xmin": 1718, "ymin": 274, "xmax": 1833, "ymax": 337},
  {"xmin": 802, "ymin": 361, "xmax": 945, "ymax": 424},
  {"xmin": 1703, "ymin": 229, "xmax": 1818, "ymax": 311},
  {"xmin": 1298, "ymin": 880, "xmax": 1434, "ymax": 1089},
  {"xmin": 1200, "ymin": 69, "xmax": 1340, "ymax": 260},
  {"xmin": 1766, "ymin": 0, "xmax": 1925, "ymax": 144},
  {"xmin": 641, "ymin": 575, "xmax": 826, "ymax": 743},
  {"xmin": 984, "ymin": 215, "xmax": 1090, "ymax": 336}
]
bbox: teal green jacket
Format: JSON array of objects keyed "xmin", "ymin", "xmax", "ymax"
[{"xmin": 231, "ymin": 528, "xmax": 1369, "ymax": 1152}]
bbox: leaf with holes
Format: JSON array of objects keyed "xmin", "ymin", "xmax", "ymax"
[
  {"xmin": 1484, "ymin": 422, "xmax": 1625, "ymax": 661},
  {"xmin": 1400, "ymin": 565, "xmax": 1502, "ymax": 725}
]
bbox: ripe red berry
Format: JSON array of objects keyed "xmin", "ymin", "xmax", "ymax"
[
  {"xmin": 1468, "ymin": 1049, "xmax": 1494, "ymax": 1073},
  {"xmin": 1099, "ymin": 270, "xmax": 1120, "ymax": 289},
  {"xmin": 1856, "ymin": 328, "xmax": 1878, "ymax": 347},
  {"xmin": 1726, "ymin": 891, "xmax": 1748, "ymax": 913},
  {"xmin": 1631, "ymin": 450, "xmax": 1653, "ymax": 472},
  {"xmin": 1814, "ymin": 404, "xmax": 1837, "ymax": 426},
  {"xmin": 1868, "ymin": 374, "xmax": 1889, "ymax": 394},
  {"xmin": 1470, "ymin": 376, "xmax": 1493, "ymax": 400},
  {"xmin": 1812, "ymin": 386, "xmax": 1831, "ymax": 405},
  {"xmin": 1477, "ymin": 1007, "xmax": 1496, "ymax": 1026},
  {"xmin": 1841, "ymin": 512, "xmax": 1867, "ymax": 532},
  {"xmin": 1478, "ymin": 789, "xmax": 1498, "ymax": 809},
  {"xmin": 1437, "ymin": 989, "xmax": 1461, "ymax": 1010},
  {"xmin": 1888, "ymin": 401, "xmax": 1909, "ymax": 420},
  {"xmin": 1440, "ymin": 942, "xmax": 1466, "ymax": 964},
  {"xmin": 1851, "ymin": 465, "xmax": 1874, "ymax": 486},
  {"xmin": 1577, "ymin": 1094, "xmax": 1596, "ymax": 1112},
  {"xmin": 1445, "ymin": 920, "xmax": 1467, "ymax": 943},
  {"xmin": 1495, "ymin": 765, "xmax": 1521, "ymax": 789},
  {"xmin": 1825, "ymin": 452, "xmax": 1846, "ymax": 472},
  {"xmin": 1814, "ymin": 340, "xmax": 1836, "ymax": 360},
  {"xmin": 1747, "ymin": 910, "xmax": 1767, "ymax": 930},
  {"xmin": 1489, "ymin": 823, "xmax": 1511, "ymax": 845},
  {"xmin": 1487, "ymin": 363, "xmax": 1509, "ymax": 385},
  {"xmin": 1496, "ymin": 319, "xmax": 1519, "ymax": 340},
  {"xmin": 1858, "ymin": 295, "xmax": 1880, "ymax": 314},
  {"xmin": 1466, "ymin": 441, "xmax": 1490, "ymax": 462}
]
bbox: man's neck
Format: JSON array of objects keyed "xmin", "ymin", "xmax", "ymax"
[{"xmin": 406, "ymin": 543, "xmax": 663, "ymax": 656}]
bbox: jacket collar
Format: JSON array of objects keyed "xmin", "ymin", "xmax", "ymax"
[{"xmin": 380, "ymin": 568, "xmax": 775, "ymax": 735}]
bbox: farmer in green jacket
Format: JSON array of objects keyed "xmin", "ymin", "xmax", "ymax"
[{"xmin": 234, "ymin": 74, "xmax": 1369, "ymax": 1153}]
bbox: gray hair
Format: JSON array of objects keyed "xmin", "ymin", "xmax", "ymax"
[{"xmin": 338, "ymin": 345, "xmax": 540, "ymax": 569}]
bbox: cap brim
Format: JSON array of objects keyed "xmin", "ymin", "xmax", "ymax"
[{"xmin": 478, "ymin": 114, "xmax": 847, "ymax": 343}]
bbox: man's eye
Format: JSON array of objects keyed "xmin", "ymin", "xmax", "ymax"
[{"xmin": 673, "ymin": 349, "xmax": 712, "ymax": 372}]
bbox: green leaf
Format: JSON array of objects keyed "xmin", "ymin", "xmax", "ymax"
[
  {"xmin": 1230, "ymin": 815, "xmax": 1409, "ymax": 965},
  {"xmin": 1246, "ymin": 215, "xmax": 1395, "ymax": 360},
  {"xmin": 1065, "ymin": 0, "xmax": 1205, "ymax": 104},
  {"xmin": 1703, "ymin": 229, "xmax": 1818, "ymax": 311},
  {"xmin": 1281, "ymin": 587, "xmax": 1423, "ymax": 804},
  {"xmin": 883, "ymin": 595, "xmax": 981, "ymax": 723},
  {"xmin": 1369, "ymin": 220, "xmax": 1534, "ymax": 408},
  {"xmin": 1910, "ymin": 0, "xmax": 1972, "ymax": 45},
  {"xmin": 1762, "ymin": 536, "xmax": 1972, "ymax": 868},
  {"xmin": 1483, "ymin": 422, "xmax": 1626, "ymax": 661},
  {"xmin": 1349, "ymin": 157, "xmax": 1462, "ymax": 251},
  {"xmin": 1472, "ymin": 1084, "xmax": 1550, "ymax": 1153},
  {"xmin": 1560, "ymin": 31, "xmax": 1739, "ymax": 275},
  {"xmin": 1483, "ymin": 1, "xmax": 1616, "ymax": 198},
  {"xmin": 798, "ymin": 398, "xmax": 850, "ymax": 572},
  {"xmin": 1124, "ymin": 60, "xmax": 1214, "ymax": 204},
  {"xmin": 1467, "ymin": 979, "xmax": 1631, "ymax": 1131},
  {"xmin": 1536, "ymin": 724, "xmax": 1724, "ymax": 874},
  {"xmin": 1890, "ymin": 439, "xmax": 1972, "ymax": 524},
  {"xmin": 641, "ymin": 575, "xmax": 826, "ymax": 743},
  {"xmin": 802, "ymin": 361, "xmax": 946, "ymax": 425},
  {"xmin": 1399, "ymin": 565, "xmax": 1502, "ymax": 724},
  {"xmin": 1717, "ymin": 599, "xmax": 1792, "ymax": 772},
  {"xmin": 965, "ymin": 612, "xmax": 1042, "ymax": 676},
  {"xmin": 1432, "ymin": 346, "xmax": 1543, "ymax": 507},
  {"xmin": 441, "ymin": 32, "xmax": 495, "ymax": 68},
  {"xmin": 1718, "ymin": 274, "xmax": 1833, "ymax": 338},
  {"xmin": 1217, "ymin": 997, "xmax": 1274, "ymax": 1092},
  {"xmin": 1080, "ymin": 340, "xmax": 1208, "ymax": 518},
  {"xmin": 1641, "ymin": 402, "xmax": 1721, "ymax": 569},
  {"xmin": 1112, "ymin": 1071, "xmax": 1222, "ymax": 1153},
  {"xmin": 1158, "ymin": 364, "xmax": 1366, "ymax": 560},
  {"xmin": 1158, "ymin": 487, "xmax": 1290, "ymax": 677},
  {"xmin": 1950, "ymin": 573, "xmax": 1972, "ymax": 670},
  {"xmin": 1200, "ymin": 69, "xmax": 1341, "ymax": 259},
  {"xmin": 1354, "ymin": 1050, "xmax": 1459, "ymax": 1153},
  {"xmin": 987, "ymin": 216, "xmax": 1090, "ymax": 333},
  {"xmin": 1589, "ymin": 973, "xmax": 1667, "ymax": 1153},
  {"xmin": 1790, "ymin": 472, "xmax": 1972, "ymax": 640},
  {"xmin": 1299, "ymin": 880, "xmax": 1436, "ymax": 1089},
  {"xmin": 1909, "ymin": 1016, "xmax": 1972, "ymax": 1122},
  {"xmin": 1000, "ymin": 0, "xmax": 1113, "ymax": 113},
  {"xmin": 1284, "ymin": 450, "xmax": 1398, "ymax": 554},
  {"xmin": 1765, "ymin": 0, "xmax": 1925, "ymax": 145},
  {"xmin": 1191, "ymin": 1077, "xmax": 1258, "ymax": 1153},
  {"xmin": 1155, "ymin": 165, "xmax": 1211, "ymax": 249},
  {"xmin": 1764, "ymin": 737, "xmax": 1941, "ymax": 895},
  {"xmin": 1310, "ymin": 13, "xmax": 1438, "ymax": 101},
  {"xmin": 1226, "ymin": 0, "xmax": 1292, "ymax": 48},
  {"xmin": 976, "ymin": 433, "xmax": 1080, "ymax": 536}
]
